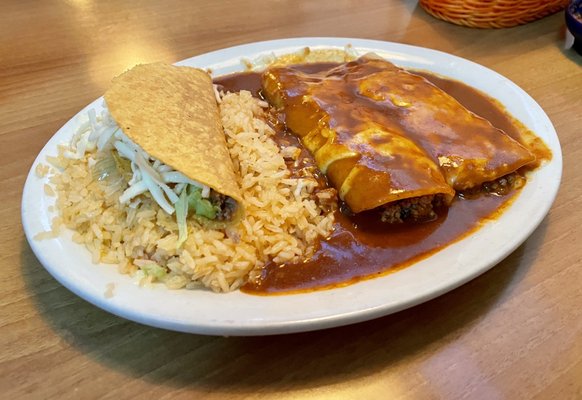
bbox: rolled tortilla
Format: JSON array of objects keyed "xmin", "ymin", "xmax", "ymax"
[
  {"xmin": 262, "ymin": 55, "xmax": 535, "ymax": 217},
  {"xmin": 104, "ymin": 63, "xmax": 244, "ymax": 226},
  {"xmin": 263, "ymin": 61, "xmax": 456, "ymax": 216},
  {"xmin": 353, "ymin": 55, "xmax": 536, "ymax": 190}
]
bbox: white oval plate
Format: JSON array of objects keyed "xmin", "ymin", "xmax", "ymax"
[{"xmin": 22, "ymin": 38, "xmax": 562, "ymax": 336}]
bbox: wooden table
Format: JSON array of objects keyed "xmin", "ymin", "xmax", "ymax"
[{"xmin": 2, "ymin": 1, "xmax": 581, "ymax": 398}]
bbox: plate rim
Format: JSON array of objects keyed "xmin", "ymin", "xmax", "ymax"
[{"xmin": 21, "ymin": 37, "xmax": 563, "ymax": 336}]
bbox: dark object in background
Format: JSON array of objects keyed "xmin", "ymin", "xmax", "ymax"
[{"xmin": 566, "ymin": 0, "xmax": 582, "ymax": 54}]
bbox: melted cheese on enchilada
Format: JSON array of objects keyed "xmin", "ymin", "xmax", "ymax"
[{"xmin": 262, "ymin": 55, "xmax": 535, "ymax": 216}]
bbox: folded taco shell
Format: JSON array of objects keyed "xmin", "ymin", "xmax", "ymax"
[{"xmin": 104, "ymin": 62, "xmax": 243, "ymax": 224}]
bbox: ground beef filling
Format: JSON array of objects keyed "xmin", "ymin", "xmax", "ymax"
[
  {"xmin": 208, "ymin": 191, "xmax": 238, "ymax": 221},
  {"xmin": 378, "ymin": 172, "xmax": 527, "ymax": 223},
  {"xmin": 379, "ymin": 194, "xmax": 446, "ymax": 224},
  {"xmin": 460, "ymin": 172, "xmax": 526, "ymax": 199}
]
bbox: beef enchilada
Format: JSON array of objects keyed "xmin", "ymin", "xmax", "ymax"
[{"xmin": 262, "ymin": 55, "xmax": 536, "ymax": 222}]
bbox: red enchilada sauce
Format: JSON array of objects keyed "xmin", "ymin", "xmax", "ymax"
[{"xmin": 214, "ymin": 65, "xmax": 550, "ymax": 294}]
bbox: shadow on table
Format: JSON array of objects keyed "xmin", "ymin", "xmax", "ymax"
[{"xmin": 21, "ymin": 217, "xmax": 548, "ymax": 394}]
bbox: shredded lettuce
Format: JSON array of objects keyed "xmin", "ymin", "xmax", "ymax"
[
  {"xmin": 92, "ymin": 153, "xmax": 117, "ymax": 182},
  {"xmin": 111, "ymin": 151, "xmax": 132, "ymax": 181},
  {"xmin": 173, "ymin": 185, "xmax": 223, "ymax": 248},
  {"xmin": 92, "ymin": 150, "xmax": 132, "ymax": 197},
  {"xmin": 187, "ymin": 185, "xmax": 218, "ymax": 219},
  {"xmin": 141, "ymin": 263, "xmax": 167, "ymax": 280},
  {"xmin": 175, "ymin": 187, "xmax": 189, "ymax": 247}
]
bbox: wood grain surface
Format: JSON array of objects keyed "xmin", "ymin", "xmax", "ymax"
[{"xmin": 2, "ymin": 1, "xmax": 581, "ymax": 398}]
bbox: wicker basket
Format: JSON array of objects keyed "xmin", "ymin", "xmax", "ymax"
[{"xmin": 419, "ymin": 0, "xmax": 570, "ymax": 28}]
